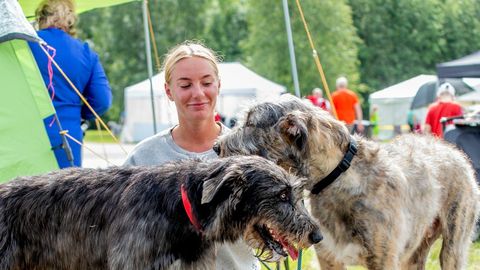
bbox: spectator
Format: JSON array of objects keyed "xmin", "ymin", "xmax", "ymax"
[
  {"xmin": 29, "ymin": 0, "xmax": 112, "ymax": 168},
  {"xmin": 306, "ymin": 87, "xmax": 331, "ymax": 112},
  {"xmin": 331, "ymin": 76, "xmax": 364, "ymax": 134},
  {"xmin": 424, "ymin": 82, "xmax": 463, "ymax": 137},
  {"xmin": 407, "ymin": 110, "xmax": 415, "ymax": 132},
  {"xmin": 123, "ymin": 41, "xmax": 260, "ymax": 270},
  {"xmin": 370, "ymin": 105, "xmax": 379, "ymax": 139}
]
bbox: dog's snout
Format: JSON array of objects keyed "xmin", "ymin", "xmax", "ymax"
[
  {"xmin": 308, "ymin": 230, "xmax": 323, "ymax": 244},
  {"xmin": 213, "ymin": 142, "xmax": 221, "ymax": 155}
]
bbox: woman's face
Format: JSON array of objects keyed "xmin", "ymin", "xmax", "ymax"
[{"xmin": 165, "ymin": 57, "xmax": 220, "ymax": 123}]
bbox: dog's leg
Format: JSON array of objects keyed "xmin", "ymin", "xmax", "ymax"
[
  {"xmin": 175, "ymin": 246, "xmax": 216, "ymax": 270},
  {"xmin": 316, "ymin": 255, "xmax": 346, "ymax": 270},
  {"xmin": 438, "ymin": 194, "xmax": 477, "ymax": 270},
  {"xmin": 363, "ymin": 228, "xmax": 401, "ymax": 270},
  {"xmin": 405, "ymin": 218, "xmax": 442, "ymax": 270}
]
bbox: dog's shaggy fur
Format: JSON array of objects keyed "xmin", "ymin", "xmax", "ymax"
[
  {"xmin": 214, "ymin": 94, "xmax": 480, "ymax": 270},
  {"xmin": 0, "ymin": 155, "xmax": 321, "ymax": 270}
]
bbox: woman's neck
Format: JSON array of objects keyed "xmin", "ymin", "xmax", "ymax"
[{"xmin": 172, "ymin": 120, "xmax": 221, "ymax": 153}]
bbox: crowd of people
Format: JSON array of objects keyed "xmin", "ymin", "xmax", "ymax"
[
  {"xmin": 305, "ymin": 78, "xmax": 468, "ymax": 141},
  {"xmin": 305, "ymin": 76, "xmax": 366, "ymax": 136}
]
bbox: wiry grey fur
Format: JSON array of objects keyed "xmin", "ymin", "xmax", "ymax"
[
  {"xmin": 214, "ymin": 94, "xmax": 480, "ymax": 270},
  {"xmin": 0, "ymin": 155, "xmax": 321, "ymax": 270}
]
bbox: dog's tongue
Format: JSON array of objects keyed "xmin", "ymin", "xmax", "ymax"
[{"xmin": 279, "ymin": 237, "xmax": 298, "ymax": 260}]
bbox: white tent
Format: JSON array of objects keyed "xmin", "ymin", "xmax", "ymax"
[
  {"xmin": 121, "ymin": 62, "xmax": 286, "ymax": 142},
  {"xmin": 369, "ymin": 74, "xmax": 436, "ymax": 140}
]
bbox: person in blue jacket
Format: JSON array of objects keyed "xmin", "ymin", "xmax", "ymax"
[{"xmin": 29, "ymin": 0, "xmax": 112, "ymax": 168}]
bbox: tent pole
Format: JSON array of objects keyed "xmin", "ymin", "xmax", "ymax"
[
  {"xmin": 142, "ymin": 0, "xmax": 158, "ymax": 134},
  {"xmin": 282, "ymin": 0, "xmax": 301, "ymax": 97}
]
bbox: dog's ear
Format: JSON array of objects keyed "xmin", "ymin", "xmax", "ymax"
[
  {"xmin": 201, "ymin": 166, "xmax": 245, "ymax": 205},
  {"xmin": 276, "ymin": 112, "xmax": 309, "ymax": 151}
]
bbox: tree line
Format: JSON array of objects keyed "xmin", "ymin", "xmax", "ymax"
[{"xmin": 76, "ymin": 0, "xmax": 480, "ymax": 120}]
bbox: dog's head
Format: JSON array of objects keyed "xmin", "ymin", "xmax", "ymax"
[
  {"xmin": 199, "ymin": 155, "xmax": 322, "ymax": 261},
  {"xmin": 213, "ymin": 94, "xmax": 350, "ymax": 178}
]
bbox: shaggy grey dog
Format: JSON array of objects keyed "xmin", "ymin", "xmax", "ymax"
[
  {"xmin": 214, "ymin": 94, "xmax": 480, "ymax": 270},
  {"xmin": 0, "ymin": 155, "xmax": 321, "ymax": 270}
]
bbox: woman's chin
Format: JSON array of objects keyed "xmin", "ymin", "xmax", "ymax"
[{"xmin": 185, "ymin": 111, "xmax": 215, "ymax": 122}]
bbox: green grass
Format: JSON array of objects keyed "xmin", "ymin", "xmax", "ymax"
[
  {"xmin": 84, "ymin": 130, "xmax": 117, "ymax": 143},
  {"xmin": 261, "ymin": 240, "xmax": 480, "ymax": 270}
]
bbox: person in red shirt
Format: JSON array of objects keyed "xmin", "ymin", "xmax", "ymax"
[
  {"xmin": 424, "ymin": 82, "xmax": 463, "ymax": 138},
  {"xmin": 331, "ymin": 76, "xmax": 363, "ymax": 134},
  {"xmin": 306, "ymin": 88, "xmax": 331, "ymax": 112}
]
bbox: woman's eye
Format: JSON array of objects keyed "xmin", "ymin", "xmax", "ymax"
[
  {"xmin": 203, "ymin": 82, "xmax": 212, "ymax": 87},
  {"xmin": 180, "ymin": 84, "xmax": 191, "ymax": 89}
]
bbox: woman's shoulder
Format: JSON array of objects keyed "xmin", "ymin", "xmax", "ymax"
[
  {"xmin": 132, "ymin": 128, "xmax": 172, "ymax": 152},
  {"xmin": 38, "ymin": 28, "xmax": 92, "ymax": 53},
  {"xmin": 123, "ymin": 128, "xmax": 173, "ymax": 166}
]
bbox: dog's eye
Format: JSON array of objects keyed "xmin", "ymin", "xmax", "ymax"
[{"xmin": 279, "ymin": 191, "xmax": 288, "ymax": 201}]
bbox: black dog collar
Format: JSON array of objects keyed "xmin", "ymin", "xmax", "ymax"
[{"xmin": 311, "ymin": 137, "xmax": 358, "ymax": 195}]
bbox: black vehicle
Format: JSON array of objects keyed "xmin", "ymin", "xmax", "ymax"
[{"xmin": 443, "ymin": 113, "xmax": 480, "ymax": 240}]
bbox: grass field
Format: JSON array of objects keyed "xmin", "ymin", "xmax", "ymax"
[
  {"xmin": 262, "ymin": 239, "xmax": 480, "ymax": 270},
  {"xmin": 84, "ymin": 130, "xmax": 118, "ymax": 143}
]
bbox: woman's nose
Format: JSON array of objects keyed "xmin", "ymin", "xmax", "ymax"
[{"xmin": 191, "ymin": 82, "xmax": 205, "ymax": 97}]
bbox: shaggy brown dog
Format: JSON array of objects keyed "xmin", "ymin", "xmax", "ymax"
[{"xmin": 214, "ymin": 94, "xmax": 480, "ymax": 270}]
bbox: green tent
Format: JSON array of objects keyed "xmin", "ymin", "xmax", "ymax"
[
  {"xmin": 0, "ymin": 0, "xmax": 58, "ymax": 182},
  {"xmin": 0, "ymin": 0, "xmax": 139, "ymax": 182},
  {"xmin": 0, "ymin": 0, "xmax": 139, "ymax": 183},
  {"xmin": 19, "ymin": 0, "xmax": 138, "ymax": 19}
]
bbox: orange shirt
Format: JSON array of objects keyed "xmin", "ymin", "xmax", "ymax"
[{"xmin": 331, "ymin": 88, "xmax": 359, "ymax": 124}]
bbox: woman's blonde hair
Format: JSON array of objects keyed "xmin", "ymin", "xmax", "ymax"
[
  {"xmin": 162, "ymin": 41, "xmax": 221, "ymax": 84},
  {"xmin": 36, "ymin": 0, "xmax": 77, "ymax": 36}
]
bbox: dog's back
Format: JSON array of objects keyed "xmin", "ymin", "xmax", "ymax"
[
  {"xmin": 0, "ymin": 167, "xmax": 152, "ymax": 269},
  {"xmin": 383, "ymin": 134, "xmax": 480, "ymax": 268}
]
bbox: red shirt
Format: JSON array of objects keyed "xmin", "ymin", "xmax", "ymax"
[
  {"xmin": 306, "ymin": 95, "xmax": 330, "ymax": 111},
  {"xmin": 425, "ymin": 101, "xmax": 462, "ymax": 137},
  {"xmin": 331, "ymin": 88, "xmax": 359, "ymax": 124}
]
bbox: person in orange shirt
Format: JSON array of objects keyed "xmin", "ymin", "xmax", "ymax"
[{"xmin": 331, "ymin": 76, "xmax": 364, "ymax": 134}]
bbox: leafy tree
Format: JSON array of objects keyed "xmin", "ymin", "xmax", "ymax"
[
  {"xmin": 242, "ymin": 0, "xmax": 360, "ymax": 97},
  {"xmin": 202, "ymin": 0, "xmax": 249, "ymax": 62},
  {"xmin": 439, "ymin": 0, "xmax": 480, "ymax": 62},
  {"xmin": 349, "ymin": 0, "xmax": 445, "ymax": 92},
  {"xmin": 349, "ymin": 0, "xmax": 480, "ymax": 93}
]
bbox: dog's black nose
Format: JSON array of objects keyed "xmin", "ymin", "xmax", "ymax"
[
  {"xmin": 213, "ymin": 142, "xmax": 221, "ymax": 155},
  {"xmin": 309, "ymin": 230, "xmax": 323, "ymax": 244}
]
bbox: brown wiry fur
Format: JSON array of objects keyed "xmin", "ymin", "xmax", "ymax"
[{"xmin": 214, "ymin": 94, "xmax": 480, "ymax": 270}]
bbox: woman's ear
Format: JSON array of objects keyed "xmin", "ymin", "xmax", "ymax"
[{"xmin": 165, "ymin": 82, "xmax": 174, "ymax": 101}]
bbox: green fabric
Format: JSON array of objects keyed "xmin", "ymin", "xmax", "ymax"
[
  {"xmin": 20, "ymin": 0, "xmax": 140, "ymax": 19},
  {"xmin": 0, "ymin": 39, "xmax": 58, "ymax": 183}
]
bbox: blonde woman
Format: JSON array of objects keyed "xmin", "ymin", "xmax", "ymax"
[
  {"xmin": 124, "ymin": 41, "xmax": 260, "ymax": 269},
  {"xmin": 29, "ymin": 0, "xmax": 112, "ymax": 168}
]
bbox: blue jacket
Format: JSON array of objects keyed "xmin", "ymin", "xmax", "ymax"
[{"xmin": 29, "ymin": 28, "xmax": 112, "ymax": 168}]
